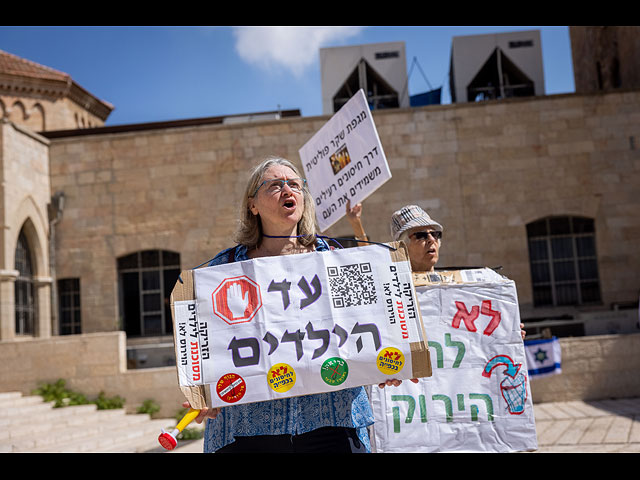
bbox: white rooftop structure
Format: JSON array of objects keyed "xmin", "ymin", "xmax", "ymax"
[
  {"xmin": 449, "ymin": 30, "xmax": 545, "ymax": 103},
  {"xmin": 320, "ymin": 42, "xmax": 410, "ymax": 114}
]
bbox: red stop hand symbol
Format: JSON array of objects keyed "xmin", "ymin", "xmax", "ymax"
[{"xmin": 213, "ymin": 276, "xmax": 262, "ymax": 325}]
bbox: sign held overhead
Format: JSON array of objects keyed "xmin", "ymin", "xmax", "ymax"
[{"xmin": 299, "ymin": 89, "xmax": 392, "ymax": 232}]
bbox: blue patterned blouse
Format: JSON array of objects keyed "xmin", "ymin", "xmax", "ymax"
[{"xmin": 202, "ymin": 238, "xmax": 374, "ymax": 452}]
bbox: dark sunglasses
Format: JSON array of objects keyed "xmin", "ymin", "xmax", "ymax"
[{"xmin": 411, "ymin": 230, "xmax": 442, "ymax": 241}]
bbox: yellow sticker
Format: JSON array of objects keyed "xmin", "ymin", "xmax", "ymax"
[
  {"xmin": 267, "ymin": 363, "xmax": 296, "ymax": 393},
  {"xmin": 377, "ymin": 347, "xmax": 405, "ymax": 375}
]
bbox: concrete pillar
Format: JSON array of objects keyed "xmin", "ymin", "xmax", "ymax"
[{"xmin": 0, "ymin": 269, "xmax": 18, "ymax": 340}]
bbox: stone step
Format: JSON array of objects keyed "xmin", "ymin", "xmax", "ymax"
[
  {"xmin": 24, "ymin": 417, "xmax": 175, "ymax": 453},
  {"xmin": 9, "ymin": 410, "xmax": 168, "ymax": 452},
  {"xmin": 0, "ymin": 402, "xmax": 105, "ymax": 430},
  {"xmin": 0, "ymin": 398, "xmax": 58, "ymax": 418},
  {"xmin": 0, "ymin": 407, "xmax": 127, "ymax": 442},
  {"xmin": 0, "ymin": 392, "xmax": 39, "ymax": 406},
  {"xmin": 0, "ymin": 391, "xmax": 177, "ymax": 453}
]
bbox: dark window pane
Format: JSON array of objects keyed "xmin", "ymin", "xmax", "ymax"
[
  {"xmin": 15, "ymin": 231, "xmax": 35, "ymax": 335},
  {"xmin": 118, "ymin": 253, "xmax": 139, "ymax": 270},
  {"xmin": 575, "ymin": 236, "xmax": 596, "ymax": 257},
  {"xmin": 121, "ymin": 272, "xmax": 140, "ymax": 336},
  {"xmin": 526, "ymin": 219, "xmax": 547, "ymax": 237},
  {"xmin": 163, "ymin": 269, "xmax": 181, "ymax": 334},
  {"xmin": 143, "ymin": 293, "xmax": 161, "ymax": 312},
  {"xmin": 141, "ymin": 250, "xmax": 159, "ymax": 268},
  {"xmin": 554, "ymin": 260, "xmax": 576, "ymax": 281},
  {"xmin": 531, "ymin": 262, "xmax": 550, "ymax": 283},
  {"xmin": 162, "ymin": 251, "xmax": 180, "ymax": 267},
  {"xmin": 556, "ymin": 283, "xmax": 578, "ymax": 305},
  {"xmin": 578, "ymin": 259, "xmax": 599, "ymax": 279},
  {"xmin": 142, "ymin": 270, "xmax": 160, "ymax": 291},
  {"xmin": 528, "ymin": 239, "xmax": 548, "ymax": 261},
  {"xmin": 551, "ymin": 237, "xmax": 574, "ymax": 259},
  {"xmin": 143, "ymin": 314, "xmax": 162, "ymax": 336},
  {"xmin": 163, "ymin": 269, "xmax": 180, "ymax": 293},
  {"xmin": 572, "ymin": 217, "xmax": 594, "ymax": 234},
  {"xmin": 15, "ymin": 232, "xmax": 33, "ymax": 276},
  {"xmin": 60, "ymin": 293, "xmax": 71, "ymax": 308},
  {"xmin": 549, "ymin": 217, "xmax": 571, "ymax": 235},
  {"xmin": 119, "ymin": 250, "xmax": 181, "ymax": 338}
]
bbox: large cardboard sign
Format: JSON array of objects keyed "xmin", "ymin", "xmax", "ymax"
[
  {"xmin": 370, "ymin": 269, "xmax": 538, "ymax": 453},
  {"xmin": 170, "ymin": 242, "xmax": 431, "ymax": 409},
  {"xmin": 298, "ymin": 89, "xmax": 392, "ymax": 232}
]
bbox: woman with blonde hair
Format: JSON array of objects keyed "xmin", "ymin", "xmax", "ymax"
[{"xmin": 182, "ymin": 155, "xmax": 402, "ymax": 453}]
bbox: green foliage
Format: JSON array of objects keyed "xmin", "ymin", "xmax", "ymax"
[
  {"xmin": 137, "ymin": 399, "xmax": 161, "ymax": 416},
  {"xmin": 93, "ymin": 391, "xmax": 126, "ymax": 410},
  {"xmin": 32, "ymin": 379, "xmax": 89, "ymax": 408},
  {"xmin": 32, "ymin": 379, "xmax": 125, "ymax": 410}
]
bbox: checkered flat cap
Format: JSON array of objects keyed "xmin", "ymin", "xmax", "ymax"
[{"xmin": 390, "ymin": 205, "xmax": 443, "ymax": 241}]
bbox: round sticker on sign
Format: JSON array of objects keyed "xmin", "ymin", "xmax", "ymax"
[
  {"xmin": 321, "ymin": 357, "xmax": 349, "ymax": 386},
  {"xmin": 216, "ymin": 373, "xmax": 247, "ymax": 404},
  {"xmin": 267, "ymin": 363, "xmax": 296, "ymax": 393},
  {"xmin": 377, "ymin": 347, "xmax": 405, "ymax": 375}
]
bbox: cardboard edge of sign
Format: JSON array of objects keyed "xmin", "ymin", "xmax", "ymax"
[
  {"xmin": 169, "ymin": 240, "xmax": 432, "ymax": 409},
  {"xmin": 169, "ymin": 269, "xmax": 210, "ymax": 410},
  {"xmin": 388, "ymin": 241, "xmax": 432, "ymax": 380}
]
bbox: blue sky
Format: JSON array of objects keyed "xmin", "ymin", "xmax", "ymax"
[{"xmin": 0, "ymin": 26, "xmax": 575, "ymax": 126}]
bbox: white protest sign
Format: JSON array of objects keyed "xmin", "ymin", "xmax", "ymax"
[
  {"xmin": 171, "ymin": 243, "xmax": 431, "ymax": 408},
  {"xmin": 298, "ymin": 89, "xmax": 392, "ymax": 232},
  {"xmin": 370, "ymin": 270, "xmax": 538, "ymax": 453}
]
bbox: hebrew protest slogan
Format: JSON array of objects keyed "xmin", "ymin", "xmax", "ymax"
[
  {"xmin": 171, "ymin": 243, "xmax": 430, "ymax": 408},
  {"xmin": 370, "ymin": 269, "xmax": 538, "ymax": 453},
  {"xmin": 298, "ymin": 89, "xmax": 392, "ymax": 232}
]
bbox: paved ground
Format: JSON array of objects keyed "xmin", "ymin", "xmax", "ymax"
[
  {"xmin": 531, "ymin": 397, "xmax": 640, "ymax": 453},
  {"xmin": 168, "ymin": 397, "xmax": 640, "ymax": 453}
]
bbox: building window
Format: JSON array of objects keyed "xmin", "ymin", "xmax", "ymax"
[
  {"xmin": 15, "ymin": 230, "xmax": 35, "ymax": 335},
  {"xmin": 58, "ymin": 278, "xmax": 81, "ymax": 335},
  {"xmin": 527, "ymin": 216, "xmax": 601, "ymax": 307},
  {"xmin": 117, "ymin": 250, "xmax": 180, "ymax": 337}
]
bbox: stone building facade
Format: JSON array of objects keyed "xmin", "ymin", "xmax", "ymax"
[
  {"xmin": 1, "ymin": 31, "xmax": 639, "ymax": 354},
  {"xmin": 39, "ymin": 90, "xmax": 640, "ymax": 346}
]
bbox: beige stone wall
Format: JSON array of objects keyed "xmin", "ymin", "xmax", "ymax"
[
  {"xmin": 48, "ymin": 89, "xmax": 640, "ymax": 333},
  {"xmin": 529, "ymin": 333, "xmax": 640, "ymax": 402},
  {"xmin": 0, "ymin": 332, "xmax": 638, "ymax": 417},
  {"xmin": 0, "ymin": 332, "xmax": 184, "ymax": 417}
]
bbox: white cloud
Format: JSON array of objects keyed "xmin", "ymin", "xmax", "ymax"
[{"xmin": 232, "ymin": 26, "xmax": 364, "ymax": 77}]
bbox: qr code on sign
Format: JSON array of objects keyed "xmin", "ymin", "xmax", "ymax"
[{"xmin": 327, "ymin": 263, "xmax": 377, "ymax": 308}]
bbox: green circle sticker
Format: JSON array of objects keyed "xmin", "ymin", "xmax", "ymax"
[{"xmin": 321, "ymin": 357, "xmax": 349, "ymax": 386}]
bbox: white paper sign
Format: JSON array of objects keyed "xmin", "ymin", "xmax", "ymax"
[
  {"xmin": 298, "ymin": 89, "xmax": 392, "ymax": 232},
  {"xmin": 370, "ymin": 272, "xmax": 538, "ymax": 453},
  {"xmin": 176, "ymin": 244, "xmax": 428, "ymax": 408}
]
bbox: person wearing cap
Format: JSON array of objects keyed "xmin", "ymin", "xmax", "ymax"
[
  {"xmin": 346, "ymin": 203, "xmax": 526, "ymax": 338},
  {"xmin": 389, "ymin": 205, "xmax": 443, "ymax": 273},
  {"xmin": 346, "ymin": 203, "xmax": 442, "ymax": 273}
]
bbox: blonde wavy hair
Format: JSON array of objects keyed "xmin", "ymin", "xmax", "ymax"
[{"xmin": 234, "ymin": 156, "xmax": 318, "ymax": 249}]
